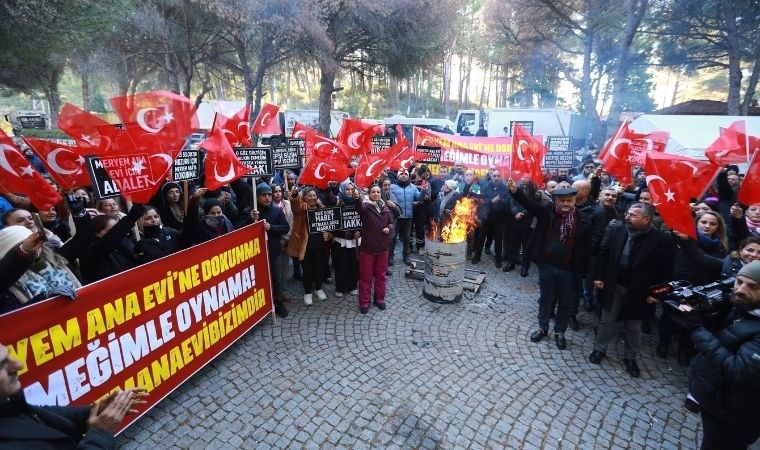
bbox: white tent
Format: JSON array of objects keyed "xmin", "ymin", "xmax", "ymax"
[{"xmin": 629, "ymin": 114, "xmax": 760, "ymax": 161}]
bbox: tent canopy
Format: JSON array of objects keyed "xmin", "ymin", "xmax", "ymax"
[{"xmin": 629, "ymin": 114, "xmax": 760, "ymax": 161}]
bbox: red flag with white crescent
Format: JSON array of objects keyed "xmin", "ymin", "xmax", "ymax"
[
  {"xmin": 511, "ymin": 123, "xmax": 546, "ymax": 186},
  {"xmin": 600, "ymin": 122, "xmax": 635, "ymax": 185},
  {"xmin": 738, "ymin": 150, "xmax": 760, "ymax": 206},
  {"xmin": 251, "ymin": 103, "xmax": 281, "ymax": 135},
  {"xmin": 58, "ymin": 103, "xmax": 136, "ymax": 153},
  {"xmin": 0, "ymin": 130, "xmax": 61, "ymax": 210},
  {"xmin": 23, "ymin": 137, "xmax": 90, "ymax": 190},
  {"xmin": 110, "ymin": 90, "xmax": 199, "ymax": 155},
  {"xmin": 644, "ymin": 152, "xmax": 696, "ymax": 239},
  {"xmin": 705, "ymin": 121, "xmax": 750, "ymax": 166},
  {"xmin": 336, "ymin": 118, "xmax": 384, "ymax": 156},
  {"xmin": 201, "ymin": 114, "xmax": 254, "ymax": 191},
  {"xmin": 298, "ymin": 155, "xmax": 352, "ymax": 189},
  {"xmin": 354, "ymin": 150, "xmax": 392, "ymax": 189}
]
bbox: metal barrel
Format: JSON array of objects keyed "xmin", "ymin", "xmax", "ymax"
[{"xmin": 422, "ymin": 238, "xmax": 466, "ymax": 303}]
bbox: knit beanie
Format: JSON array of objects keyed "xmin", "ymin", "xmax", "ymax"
[
  {"xmin": 203, "ymin": 199, "xmax": 222, "ymax": 215},
  {"xmin": 256, "ymin": 183, "xmax": 272, "ymax": 195},
  {"xmin": 444, "ymin": 179, "xmax": 458, "ymax": 191},
  {"xmin": 737, "ymin": 260, "xmax": 760, "ymax": 284},
  {"xmin": 0, "ymin": 225, "xmax": 32, "ymax": 258}
]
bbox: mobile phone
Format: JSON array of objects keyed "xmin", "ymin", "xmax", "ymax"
[{"xmin": 32, "ymin": 213, "xmax": 48, "ymax": 241}]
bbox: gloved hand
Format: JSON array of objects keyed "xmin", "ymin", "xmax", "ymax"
[
  {"xmin": 126, "ymin": 203, "xmax": 146, "ymax": 221},
  {"xmin": 65, "ymin": 193, "xmax": 87, "ymax": 217}
]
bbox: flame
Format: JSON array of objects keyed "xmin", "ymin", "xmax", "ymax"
[{"xmin": 427, "ymin": 197, "xmax": 480, "ymax": 243}]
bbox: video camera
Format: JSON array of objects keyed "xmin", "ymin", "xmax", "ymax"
[{"xmin": 649, "ymin": 278, "xmax": 735, "ymax": 326}]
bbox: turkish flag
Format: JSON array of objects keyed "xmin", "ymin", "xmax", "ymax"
[
  {"xmin": 201, "ymin": 114, "xmax": 253, "ymax": 191},
  {"xmin": 298, "ymin": 154, "xmax": 352, "ymax": 189},
  {"xmin": 600, "ymin": 121, "xmax": 635, "ymax": 185},
  {"xmin": 251, "ymin": 103, "xmax": 281, "ymax": 135},
  {"xmin": 291, "ymin": 122, "xmax": 318, "ymax": 139},
  {"xmin": 307, "ymin": 133, "xmax": 352, "ymax": 163},
  {"xmin": 0, "ymin": 130, "xmax": 61, "ymax": 210},
  {"xmin": 336, "ymin": 118, "xmax": 384, "ymax": 156},
  {"xmin": 354, "ymin": 151, "xmax": 392, "ymax": 189},
  {"xmin": 387, "ymin": 128, "xmax": 425, "ymax": 171},
  {"xmin": 214, "ymin": 105, "xmax": 252, "ymax": 147},
  {"xmin": 58, "ymin": 103, "xmax": 135, "ymax": 153},
  {"xmin": 511, "ymin": 123, "xmax": 546, "ymax": 186},
  {"xmin": 738, "ymin": 150, "xmax": 760, "ymax": 205},
  {"xmin": 673, "ymin": 156, "xmax": 721, "ymax": 200},
  {"xmin": 110, "ymin": 90, "xmax": 198, "ymax": 154},
  {"xmin": 644, "ymin": 152, "xmax": 696, "ymax": 239},
  {"xmin": 705, "ymin": 121, "xmax": 749, "ymax": 166},
  {"xmin": 23, "ymin": 137, "xmax": 90, "ymax": 190},
  {"xmin": 628, "ymin": 130, "xmax": 669, "ymax": 166}
]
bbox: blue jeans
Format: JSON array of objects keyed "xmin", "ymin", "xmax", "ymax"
[{"xmin": 538, "ymin": 263, "xmax": 575, "ymax": 332}]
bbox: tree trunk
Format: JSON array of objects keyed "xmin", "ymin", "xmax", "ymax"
[
  {"xmin": 318, "ymin": 61, "xmax": 337, "ymax": 135},
  {"xmin": 606, "ymin": 0, "xmax": 648, "ymax": 135},
  {"xmin": 42, "ymin": 68, "xmax": 63, "ymax": 128},
  {"xmin": 233, "ymin": 32, "xmax": 254, "ymax": 114},
  {"xmin": 741, "ymin": 54, "xmax": 760, "ymax": 115},
  {"xmin": 464, "ymin": 52, "xmax": 473, "ymax": 106},
  {"xmin": 724, "ymin": 0, "xmax": 741, "ymax": 115}
]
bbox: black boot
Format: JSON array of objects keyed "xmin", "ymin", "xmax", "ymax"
[{"xmin": 274, "ymin": 301, "xmax": 289, "ymax": 318}]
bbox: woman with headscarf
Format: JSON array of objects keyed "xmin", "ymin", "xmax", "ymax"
[
  {"xmin": 155, "ymin": 182, "xmax": 186, "ymax": 231},
  {"xmin": 187, "ymin": 188, "xmax": 235, "ymax": 243},
  {"xmin": 287, "ymin": 186, "xmax": 328, "ymax": 305},
  {"xmin": 134, "ymin": 206, "xmax": 185, "ymax": 265},
  {"xmin": 0, "ymin": 225, "xmax": 81, "ymax": 313},
  {"xmin": 272, "ymin": 183, "xmax": 294, "ymax": 300},
  {"xmin": 329, "ymin": 183, "xmax": 360, "ymax": 298}
]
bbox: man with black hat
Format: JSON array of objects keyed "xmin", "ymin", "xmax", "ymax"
[
  {"xmin": 507, "ymin": 179, "xmax": 593, "ymax": 350},
  {"xmin": 243, "ymin": 183, "xmax": 291, "ymax": 318},
  {"xmin": 688, "ymin": 260, "xmax": 760, "ymax": 449}
]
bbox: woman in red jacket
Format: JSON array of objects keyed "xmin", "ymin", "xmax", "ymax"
[{"xmin": 353, "ymin": 185, "xmax": 394, "ymax": 314}]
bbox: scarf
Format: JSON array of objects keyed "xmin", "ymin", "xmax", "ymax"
[
  {"xmin": 169, "ymin": 203, "xmax": 185, "ymax": 224},
  {"xmin": 746, "ymin": 216, "xmax": 760, "ymax": 235},
  {"xmin": 554, "ymin": 205, "xmax": 576, "ymax": 243},
  {"xmin": 364, "ymin": 197, "xmax": 384, "ymax": 213},
  {"xmin": 620, "ymin": 224, "xmax": 653, "ymax": 267},
  {"xmin": 697, "ymin": 230, "xmax": 724, "ymax": 254}
]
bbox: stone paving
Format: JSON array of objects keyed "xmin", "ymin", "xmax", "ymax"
[{"xmin": 118, "ymin": 250, "xmax": 735, "ymax": 449}]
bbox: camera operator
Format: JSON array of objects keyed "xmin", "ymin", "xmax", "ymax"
[{"xmin": 689, "ymin": 261, "xmax": 760, "ymax": 449}]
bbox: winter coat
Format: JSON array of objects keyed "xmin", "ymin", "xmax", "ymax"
[
  {"xmin": 134, "ymin": 226, "xmax": 184, "ymax": 265},
  {"xmin": 595, "ymin": 224, "xmax": 675, "ymax": 320},
  {"xmin": 689, "ymin": 310, "xmax": 760, "ymax": 431},
  {"xmin": 480, "ymin": 181, "xmax": 509, "ymax": 219},
  {"xmin": 287, "ymin": 192, "xmax": 314, "ymax": 261},
  {"xmin": 389, "ymin": 181, "xmax": 420, "ymax": 218},
  {"xmin": 355, "ymin": 198, "xmax": 394, "ymax": 254},
  {"xmin": 239, "ymin": 204, "xmax": 289, "ymax": 260},
  {"xmin": 79, "ymin": 206, "xmax": 144, "ymax": 284}
]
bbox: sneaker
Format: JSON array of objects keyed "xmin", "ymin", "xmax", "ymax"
[
  {"xmin": 274, "ymin": 302, "xmax": 289, "ymax": 318},
  {"xmin": 623, "ymin": 358, "xmax": 640, "ymax": 378},
  {"xmin": 555, "ymin": 332, "xmax": 567, "ymax": 350},
  {"xmin": 335, "ymin": 292, "xmax": 344, "ymax": 298},
  {"xmin": 350, "ymin": 289, "xmax": 358, "ymax": 295},
  {"xmin": 315, "ymin": 289, "xmax": 327, "ymax": 301},
  {"xmin": 530, "ymin": 329, "xmax": 548, "ymax": 342},
  {"xmin": 374, "ymin": 301, "xmax": 386, "ymax": 310},
  {"xmin": 303, "ymin": 294, "xmax": 313, "ymax": 305},
  {"xmin": 589, "ymin": 350, "xmax": 605, "ymax": 364},
  {"xmin": 684, "ymin": 396, "xmax": 700, "ymax": 414}
]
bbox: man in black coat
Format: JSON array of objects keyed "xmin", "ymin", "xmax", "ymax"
[
  {"xmin": 508, "ymin": 181, "xmax": 593, "ymax": 350},
  {"xmin": 472, "ymin": 169, "xmax": 509, "ymax": 268},
  {"xmin": 0, "ymin": 343, "xmax": 145, "ymax": 449},
  {"xmin": 589, "ymin": 202, "xmax": 676, "ymax": 377},
  {"xmin": 688, "ymin": 261, "xmax": 760, "ymax": 450}
]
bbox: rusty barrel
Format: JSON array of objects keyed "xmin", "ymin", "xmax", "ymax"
[{"xmin": 422, "ymin": 238, "xmax": 466, "ymax": 303}]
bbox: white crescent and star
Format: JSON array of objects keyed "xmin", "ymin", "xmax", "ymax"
[
  {"xmin": 136, "ymin": 107, "xmax": 164, "ymax": 133},
  {"xmin": 645, "ymin": 175, "xmax": 668, "ymax": 206},
  {"xmin": 516, "ymin": 140, "xmax": 529, "ymax": 161},
  {"xmin": 47, "ymin": 148, "xmax": 82, "ymax": 175},
  {"xmin": 400, "ymin": 156, "xmax": 414, "ymax": 169},
  {"xmin": 609, "ymin": 138, "xmax": 631, "ymax": 159},
  {"xmin": 260, "ymin": 112, "xmax": 271, "ymax": 127},
  {"xmin": 0, "ymin": 145, "xmax": 20, "ymax": 176},
  {"xmin": 347, "ymin": 131, "xmax": 363, "ymax": 149},
  {"xmin": 365, "ymin": 159, "xmax": 385, "ymax": 177},
  {"xmin": 20, "ymin": 165, "xmax": 34, "ymax": 176},
  {"xmin": 314, "ymin": 162, "xmax": 328, "ymax": 179},
  {"xmin": 679, "ymin": 161, "xmax": 699, "ymax": 176}
]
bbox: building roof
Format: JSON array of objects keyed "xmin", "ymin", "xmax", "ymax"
[{"xmin": 651, "ymin": 99, "xmax": 760, "ymax": 116}]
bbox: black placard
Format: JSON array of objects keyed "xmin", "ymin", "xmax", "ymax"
[
  {"xmin": 287, "ymin": 138, "xmax": 306, "ymax": 158},
  {"xmin": 510, "ymin": 121, "xmax": 534, "ymax": 136},
  {"xmin": 371, "ymin": 136, "xmax": 395, "ymax": 154},
  {"xmin": 233, "ymin": 147, "xmax": 273, "ymax": 177},
  {"xmin": 340, "ymin": 207, "xmax": 362, "ymax": 230},
  {"xmin": 544, "ymin": 136, "xmax": 573, "ymax": 169},
  {"xmin": 172, "ymin": 148, "xmax": 200, "ymax": 181},
  {"xmin": 416, "ymin": 145, "xmax": 441, "ymax": 164},
  {"xmin": 307, "ymin": 207, "xmax": 342, "ymax": 233},
  {"xmin": 271, "ymin": 146, "xmax": 302, "ymax": 170}
]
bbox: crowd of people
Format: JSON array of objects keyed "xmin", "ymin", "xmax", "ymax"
[{"xmin": 1, "ymin": 146, "xmax": 760, "ymax": 448}]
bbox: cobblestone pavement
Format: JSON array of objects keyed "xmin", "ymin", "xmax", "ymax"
[{"xmin": 119, "ymin": 250, "xmax": 731, "ymax": 449}]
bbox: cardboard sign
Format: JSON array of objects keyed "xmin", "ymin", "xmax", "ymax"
[
  {"xmin": 287, "ymin": 138, "xmax": 307, "ymax": 158},
  {"xmin": 271, "ymin": 146, "xmax": 302, "ymax": 170},
  {"xmin": 544, "ymin": 136, "xmax": 573, "ymax": 169},
  {"xmin": 510, "ymin": 121, "xmax": 534, "ymax": 136},
  {"xmin": 371, "ymin": 136, "xmax": 395, "ymax": 154},
  {"xmin": 416, "ymin": 145, "xmax": 442, "ymax": 164},
  {"xmin": 340, "ymin": 207, "xmax": 362, "ymax": 230},
  {"xmin": 307, "ymin": 207, "xmax": 342, "ymax": 233},
  {"xmin": 86, "ymin": 154, "xmax": 155, "ymax": 199},
  {"xmin": 172, "ymin": 148, "xmax": 200, "ymax": 182},
  {"xmin": 0, "ymin": 222, "xmax": 273, "ymax": 434},
  {"xmin": 233, "ymin": 147, "xmax": 273, "ymax": 177}
]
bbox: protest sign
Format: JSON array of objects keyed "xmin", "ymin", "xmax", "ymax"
[
  {"xmin": 271, "ymin": 146, "xmax": 302, "ymax": 170},
  {"xmin": 544, "ymin": 136, "xmax": 573, "ymax": 169},
  {"xmin": 307, "ymin": 207, "xmax": 342, "ymax": 233},
  {"xmin": 172, "ymin": 148, "xmax": 200, "ymax": 182},
  {"xmin": 510, "ymin": 121, "xmax": 534, "ymax": 136},
  {"xmin": 340, "ymin": 207, "xmax": 362, "ymax": 230},
  {"xmin": 233, "ymin": 147, "xmax": 273, "ymax": 177},
  {"xmin": 371, "ymin": 136, "xmax": 395, "ymax": 154},
  {"xmin": 287, "ymin": 138, "xmax": 308, "ymax": 158},
  {"xmin": 413, "ymin": 128, "xmax": 513, "ymax": 178},
  {"xmin": 86, "ymin": 154, "xmax": 155, "ymax": 199},
  {"xmin": 0, "ymin": 222, "xmax": 273, "ymax": 433},
  {"xmin": 415, "ymin": 145, "xmax": 442, "ymax": 164}
]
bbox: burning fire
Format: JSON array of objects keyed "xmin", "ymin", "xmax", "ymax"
[{"xmin": 427, "ymin": 197, "xmax": 480, "ymax": 243}]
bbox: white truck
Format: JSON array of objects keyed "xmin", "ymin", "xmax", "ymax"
[{"xmin": 454, "ymin": 108, "xmax": 588, "ymax": 140}]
